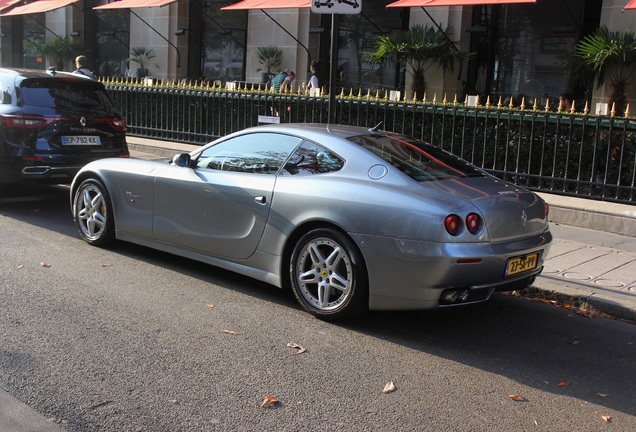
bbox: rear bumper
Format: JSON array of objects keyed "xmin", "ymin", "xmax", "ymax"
[
  {"xmin": 353, "ymin": 229, "xmax": 552, "ymax": 311},
  {"xmin": 2, "ymin": 152, "xmax": 129, "ymax": 185}
]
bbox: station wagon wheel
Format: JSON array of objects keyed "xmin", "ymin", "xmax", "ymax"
[
  {"xmin": 73, "ymin": 178, "xmax": 115, "ymax": 247},
  {"xmin": 290, "ymin": 228, "xmax": 368, "ymax": 321}
]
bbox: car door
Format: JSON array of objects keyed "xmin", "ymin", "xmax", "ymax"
[{"xmin": 153, "ymin": 132, "xmax": 302, "ymax": 260}]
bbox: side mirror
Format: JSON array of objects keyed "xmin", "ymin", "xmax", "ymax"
[{"xmin": 172, "ymin": 153, "xmax": 191, "ymax": 167}]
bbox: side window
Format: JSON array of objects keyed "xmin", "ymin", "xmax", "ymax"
[
  {"xmin": 196, "ymin": 132, "xmax": 302, "ymax": 174},
  {"xmin": 282, "ymin": 141, "xmax": 344, "ymax": 175}
]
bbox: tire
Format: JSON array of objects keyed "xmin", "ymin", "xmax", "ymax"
[
  {"xmin": 290, "ymin": 228, "xmax": 368, "ymax": 321},
  {"xmin": 73, "ymin": 178, "xmax": 115, "ymax": 247}
]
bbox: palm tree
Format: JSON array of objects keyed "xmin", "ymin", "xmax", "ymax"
[
  {"xmin": 367, "ymin": 24, "xmax": 467, "ymax": 98},
  {"xmin": 575, "ymin": 26, "xmax": 636, "ymax": 114}
]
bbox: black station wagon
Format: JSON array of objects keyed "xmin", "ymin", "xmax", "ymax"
[{"xmin": 0, "ymin": 67, "xmax": 128, "ymax": 191}]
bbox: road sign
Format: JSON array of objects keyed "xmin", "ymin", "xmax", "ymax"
[{"xmin": 311, "ymin": 0, "xmax": 361, "ymax": 15}]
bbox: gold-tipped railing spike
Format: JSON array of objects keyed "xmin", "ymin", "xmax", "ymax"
[
  {"xmin": 533, "ymin": 98, "xmax": 538, "ymax": 112},
  {"xmin": 570, "ymin": 101, "xmax": 576, "ymax": 114},
  {"xmin": 509, "ymin": 96, "xmax": 515, "ymax": 110},
  {"xmin": 584, "ymin": 101, "xmax": 590, "ymax": 115},
  {"xmin": 349, "ymin": 88, "xmax": 355, "ymax": 98},
  {"xmin": 432, "ymin": 93, "xmax": 437, "ymax": 104},
  {"xmin": 497, "ymin": 96, "xmax": 503, "ymax": 109},
  {"xmin": 357, "ymin": 88, "xmax": 363, "ymax": 99},
  {"xmin": 485, "ymin": 96, "xmax": 491, "ymax": 108},
  {"xmin": 375, "ymin": 89, "xmax": 380, "ymax": 100},
  {"xmin": 412, "ymin": 92, "xmax": 417, "ymax": 103},
  {"xmin": 545, "ymin": 99, "xmax": 551, "ymax": 112},
  {"xmin": 422, "ymin": 92, "xmax": 427, "ymax": 104},
  {"xmin": 611, "ymin": 102, "xmax": 616, "ymax": 117},
  {"xmin": 520, "ymin": 97, "xmax": 527, "ymax": 111},
  {"xmin": 340, "ymin": 88, "xmax": 345, "ymax": 98},
  {"xmin": 442, "ymin": 94, "xmax": 447, "ymax": 105},
  {"xmin": 625, "ymin": 103, "xmax": 630, "ymax": 118},
  {"xmin": 453, "ymin": 94, "xmax": 458, "ymax": 106}
]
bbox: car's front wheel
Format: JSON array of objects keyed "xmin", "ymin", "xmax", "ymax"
[
  {"xmin": 290, "ymin": 228, "xmax": 368, "ymax": 321},
  {"xmin": 73, "ymin": 178, "xmax": 115, "ymax": 247}
]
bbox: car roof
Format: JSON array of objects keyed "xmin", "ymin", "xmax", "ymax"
[
  {"xmin": 241, "ymin": 123, "xmax": 386, "ymax": 140},
  {"xmin": 0, "ymin": 67, "xmax": 92, "ymax": 82}
]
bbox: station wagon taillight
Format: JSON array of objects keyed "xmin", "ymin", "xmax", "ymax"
[
  {"xmin": 2, "ymin": 115, "xmax": 56, "ymax": 129},
  {"xmin": 95, "ymin": 117, "xmax": 127, "ymax": 131}
]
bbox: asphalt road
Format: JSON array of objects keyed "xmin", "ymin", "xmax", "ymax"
[{"xmin": 1, "ymin": 185, "xmax": 635, "ymax": 431}]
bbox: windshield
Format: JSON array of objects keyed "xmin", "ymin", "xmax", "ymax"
[
  {"xmin": 19, "ymin": 79, "xmax": 117, "ymax": 115},
  {"xmin": 348, "ymin": 133, "xmax": 487, "ymax": 182}
]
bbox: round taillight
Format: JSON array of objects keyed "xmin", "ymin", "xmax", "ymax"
[
  {"xmin": 444, "ymin": 214, "xmax": 461, "ymax": 236},
  {"xmin": 466, "ymin": 213, "xmax": 480, "ymax": 234},
  {"xmin": 545, "ymin": 202, "xmax": 550, "ymax": 217}
]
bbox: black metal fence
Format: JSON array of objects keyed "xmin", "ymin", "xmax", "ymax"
[{"xmin": 105, "ymin": 79, "xmax": 636, "ymax": 204}]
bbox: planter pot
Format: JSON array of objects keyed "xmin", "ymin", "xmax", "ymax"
[{"xmin": 136, "ymin": 68, "xmax": 148, "ymax": 78}]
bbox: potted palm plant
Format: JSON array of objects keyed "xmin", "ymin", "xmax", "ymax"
[
  {"xmin": 574, "ymin": 26, "xmax": 636, "ymax": 115},
  {"xmin": 367, "ymin": 25, "xmax": 467, "ymax": 99},
  {"xmin": 30, "ymin": 36, "xmax": 83, "ymax": 71},
  {"xmin": 127, "ymin": 47, "xmax": 158, "ymax": 78},
  {"xmin": 256, "ymin": 46, "xmax": 283, "ymax": 83}
]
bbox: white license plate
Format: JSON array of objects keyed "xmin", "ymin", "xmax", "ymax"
[
  {"xmin": 62, "ymin": 135, "xmax": 101, "ymax": 145},
  {"xmin": 506, "ymin": 252, "xmax": 539, "ymax": 276}
]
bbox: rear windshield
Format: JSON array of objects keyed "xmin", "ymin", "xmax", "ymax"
[
  {"xmin": 19, "ymin": 79, "xmax": 117, "ymax": 115},
  {"xmin": 348, "ymin": 133, "xmax": 487, "ymax": 182}
]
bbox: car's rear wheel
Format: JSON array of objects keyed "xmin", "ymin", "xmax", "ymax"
[
  {"xmin": 73, "ymin": 178, "xmax": 115, "ymax": 246},
  {"xmin": 290, "ymin": 228, "xmax": 368, "ymax": 321}
]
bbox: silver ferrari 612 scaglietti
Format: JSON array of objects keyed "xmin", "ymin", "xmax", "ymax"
[{"xmin": 71, "ymin": 124, "xmax": 552, "ymax": 320}]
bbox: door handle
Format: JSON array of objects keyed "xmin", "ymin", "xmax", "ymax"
[{"xmin": 254, "ymin": 196, "xmax": 267, "ymax": 204}]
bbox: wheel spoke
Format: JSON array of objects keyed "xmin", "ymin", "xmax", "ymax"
[
  {"xmin": 317, "ymin": 283, "xmax": 332, "ymax": 307},
  {"xmin": 299, "ymin": 268, "xmax": 319, "ymax": 283},
  {"xmin": 329, "ymin": 272, "xmax": 350, "ymax": 292},
  {"xmin": 307, "ymin": 243, "xmax": 325, "ymax": 267}
]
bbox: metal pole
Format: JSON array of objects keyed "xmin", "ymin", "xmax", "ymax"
[{"xmin": 328, "ymin": 13, "xmax": 340, "ymax": 125}]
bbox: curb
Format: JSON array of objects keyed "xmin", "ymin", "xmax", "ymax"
[{"xmin": 517, "ymin": 286, "xmax": 636, "ymax": 325}]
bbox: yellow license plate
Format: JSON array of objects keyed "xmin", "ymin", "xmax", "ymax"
[{"xmin": 506, "ymin": 252, "xmax": 539, "ymax": 276}]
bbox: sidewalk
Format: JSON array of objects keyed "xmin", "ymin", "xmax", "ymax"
[{"xmin": 126, "ymin": 135, "xmax": 636, "ymax": 324}]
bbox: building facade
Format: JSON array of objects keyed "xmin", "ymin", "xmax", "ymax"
[{"xmin": 0, "ymin": 0, "xmax": 634, "ymax": 110}]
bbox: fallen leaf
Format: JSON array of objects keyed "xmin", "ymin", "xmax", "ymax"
[
  {"xmin": 601, "ymin": 414, "xmax": 611, "ymax": 423},
  {"xmin": 597, "ymin": 393, "xmax": 608, "ymax": 397},
  {"xmin": 571, "ymin": 340, "xmax": 580, "ymax": 346},
  {"xmin": 260, "ymin": 394, "xmax": 279, "ymax": 408},
  {"xmin": 557, "ymin": 381, "xmax": 571, "ymax": 387},
  {"xmin": 221, "ymin": 329, "xmax": 237, "ymax": 335},
  {"xmin": 40, "ymin": 262, "xmax": 51, "ymax": 268},
  {"xmin": 383, "ymin": 381, "xmax": 396, "ymax": 394},
  {"xmin": 16, "ymin": 265, "xmax": 23, "ymax": 269},
  {"xmin": 100, "ymin": 264, "xmax": 113, "ymax": 267},
  {"xmin": 206, "ymin": 304, "xmax": 215, "ymax": 308},
  {"xmin": 508, "ymin": 394, "xmax": 525, "ymax": 401},
  {"xmin": 169, "ymin": 399, "xmax": 180, "ymax": 405},
  {"xmin": 286, "ymin": 342, "xmax": 306, "ymax": 355}
]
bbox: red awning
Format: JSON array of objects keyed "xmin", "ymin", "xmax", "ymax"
[
  {"xmin": 0, "ymin": 0, "xmax": 22, "ymax": 11},
  {"xmin": 0, "ymin": 0, "xmax": 79, "ymax": 16},
  {"xmin": 221, "ymin": 0, "xmax": 310, "ymax": 10},
  {"xmin": 625, "ymin": 0, "xmax": 636, "ymax": 10},
  {"xmin": 387, "ymin": 0, "xmax": 536, "ymax": 7},
  {"xmin": 94, "ymin": 0, "xmax": 178, "ymax": 10}
]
